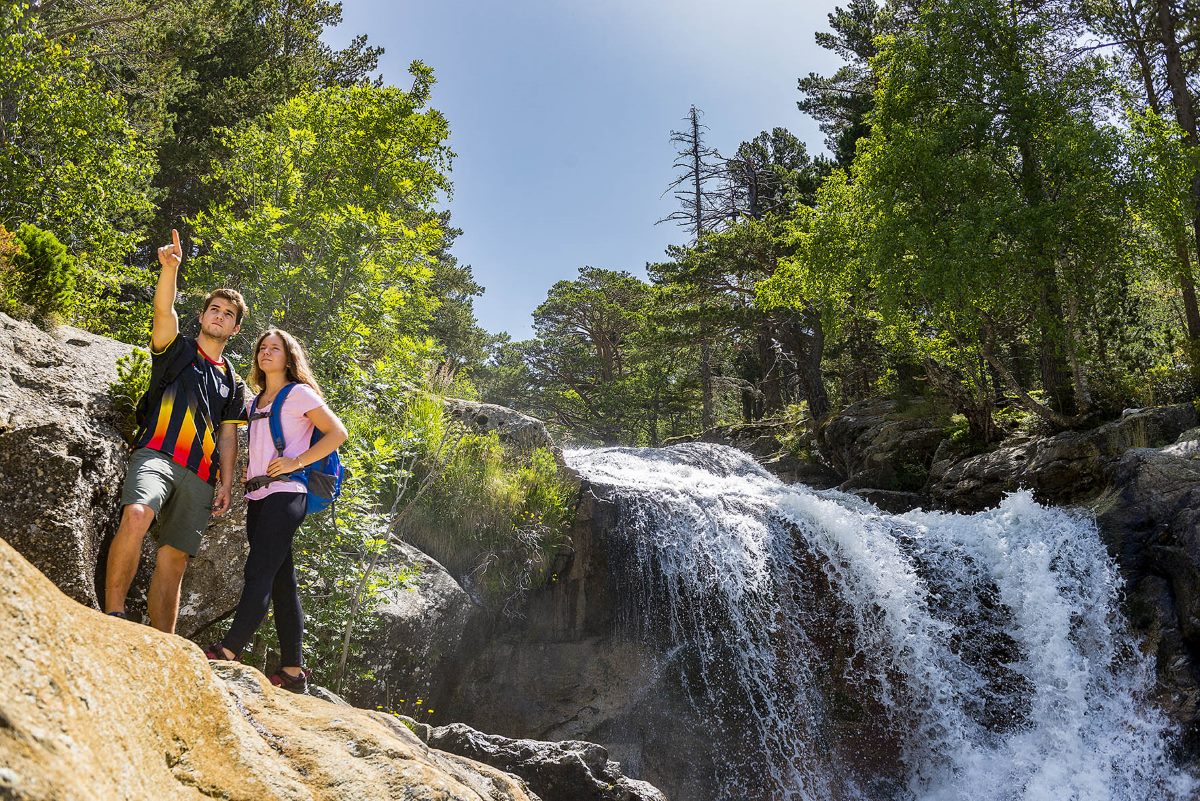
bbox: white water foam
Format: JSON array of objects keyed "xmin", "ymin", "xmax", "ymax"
[{"xmin": 567, "ymin": 442, "xmax": 1196, "ymax": 801}]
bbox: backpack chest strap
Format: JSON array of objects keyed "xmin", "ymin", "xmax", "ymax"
[{"xmin": 250, "ymin": 383, "xmax": 298, "ymax": 457}]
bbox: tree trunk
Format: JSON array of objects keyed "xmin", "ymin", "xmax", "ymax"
[
  {"xmin": 1015, "ymin": 134, "xmax": 1075, "ymax": 414},
  {"xmin": 981, "ymin": 319, "xmax": 1084, "ymax": 430},
  {"xmin": 757, "ymin": 326, "xmax": 783, "ymax": 415},
  {"xmin": 778, "ymin": 312, "xmax": 828, "ymax": 426},
  {"xmin": 1157, "ymin": 0, "xmax": 1200, "ymax": 370},
  {"xmin": 923, "ymin": 358, "xmax": 996, "ymax": 444},
  {"xmin": 700, "ymin": 339, "xmax": 714, "ymax": 429},
  {"xmin": 1176, "ymin": 239, "xmax": 1200, "ymax": 339}
]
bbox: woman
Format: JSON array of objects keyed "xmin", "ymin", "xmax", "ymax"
[{"xmin": 205, "ymin": 328, "xmax": 347, "ymax": 693}]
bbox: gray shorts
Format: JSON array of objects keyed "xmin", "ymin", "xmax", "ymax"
[{"xmin": 120, "ymin": 448, "xmax": 214, "ymax": 557}]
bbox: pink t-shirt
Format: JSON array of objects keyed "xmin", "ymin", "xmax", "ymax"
[{"xmin": 244, "ymin": 383, "xmax": 326, "ymax": 501}]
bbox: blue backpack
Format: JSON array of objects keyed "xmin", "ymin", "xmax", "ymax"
[{"xmin": 249, "ymin": 383, "xmax": 344, "ymax": 515}]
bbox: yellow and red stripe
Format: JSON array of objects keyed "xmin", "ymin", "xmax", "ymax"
[{"xmin": 144, "ymin": 388, "xmax": 175, "ymax": 452}]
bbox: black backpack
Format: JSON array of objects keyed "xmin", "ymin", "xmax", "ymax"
[{"xmin": 134, "ymin": 338, "xmax": 235, "ymax": 435}]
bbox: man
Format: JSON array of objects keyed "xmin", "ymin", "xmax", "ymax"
[{"xmin": 104, "ymin": 229, "xmax": 248, "ymax": 633}]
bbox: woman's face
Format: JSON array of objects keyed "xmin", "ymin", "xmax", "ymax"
[{"xmin": 257, "ymin": 334, "xmax": 288, "ymax": 375}]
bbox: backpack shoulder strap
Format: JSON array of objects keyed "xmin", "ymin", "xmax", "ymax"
[
  {"xmin": 219, "ymin": 355, "xmax": 236, "ymax": 388},
  {"xmin": 157, "ymin": 337, "xmax": 196, "ymax": 392},
  {"xmin": 267, "ymin": 383, "xmax": 297, "ymax": 457},
  {"xmin": 135, "ymin": 337, "xmax": 195, "ymax": 435}
]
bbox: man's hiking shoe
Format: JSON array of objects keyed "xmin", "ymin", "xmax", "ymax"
[
  {"xmin": 106, "ymin": 611, "xmax": 129, "ymax": 620},
  {"xmin": 204, "ymin": 643, "xmax": 239, "ymax": 662},
  {"xmin": 269, "ymin": 669, "xmax": 310, "ymax": 694}
]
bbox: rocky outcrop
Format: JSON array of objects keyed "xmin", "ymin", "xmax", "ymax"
[
  {"xmin": 811, "ymin": 399, "xmax": 1198, "ymax": 515},
  {"xmin": 929, "ymin": 404, "xmax": 1198, "ymax": 512},
  {"xmin": 818, "ymin": 397, "xmax": 948, "ymax": 497},
  {"xmin": 445, "ymin": 398, "xmax": 559, "ymax": 456},
  {"xmin": 0, "ymin": 312, "xmax": 252, "ymax": 635},
  {"xmin": 1097, "ymin": 435, "xmax": 1200, "ymax": 743},
  {"xmin": 0, "ymin": 535, "xmax": 539, "ymax": 801},
  {"xmin": 0, "ymin": 314, "xmax": 132, "ymax": 610},
  {"xmin": 354, "ymin": 541, "xmax": 477, "ymax": 709},
  {"xmin": 436, "ymin": 489, "xmax": 736, "ymax": 801},
  {"xmin": 425, "ymin": 723, "xmax": 668, "ymax": 801}
]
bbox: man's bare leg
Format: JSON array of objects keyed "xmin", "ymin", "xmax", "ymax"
[
  {"xmin": 148, "ymin": 544, "xmax": 189, "ymax": 633},
  {"xmin": 104, "ymin": 503, "xmax": 156, "ymax": 615}
]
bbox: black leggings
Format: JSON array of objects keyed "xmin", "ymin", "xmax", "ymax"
[{"xmin": 221, "ymin": 492, "xmax": 307, "ymax": 667}]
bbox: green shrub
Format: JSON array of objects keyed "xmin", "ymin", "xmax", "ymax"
[
  {"xmin": 108, "ymin": 348, "xmax": 151, "ymax": 442},
  {"xmin": 0, "ymin": 225, "xmax": 23, "ymax": 316},
  {"xmin": 12, "ymin": 223, "xmax": 77, "ymax": 321},
  {"xmin": 403, "ymin": 427, "xmax": 575, "ymax": 616},
  {"xmin": 777, "ymin": 402, "xmax": 812, "ymax": 459},
  {"xmin": 248, "ymin": 380, "xmax": 576, "ymax": 697}
]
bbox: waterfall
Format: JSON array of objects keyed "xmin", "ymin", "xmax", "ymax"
[{"xmin": 566, "ymin": 442, "xmax": 1196, "ymax": 801}]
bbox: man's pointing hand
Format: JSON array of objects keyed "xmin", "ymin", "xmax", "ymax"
[{"xmin": 158, "ymin": 228, "xmax": 182, "ymax": 270}]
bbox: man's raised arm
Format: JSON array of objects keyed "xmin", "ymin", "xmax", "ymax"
[{"xmin": 150, "ymin": 228, "xmax": 183, "ymax": 352}]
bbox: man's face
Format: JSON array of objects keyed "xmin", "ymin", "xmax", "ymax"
[{"xmin": 199, "ymin": 298, "xmax": 242, "ymax": 341}]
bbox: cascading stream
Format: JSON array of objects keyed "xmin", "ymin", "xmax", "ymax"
[{"xmin": 566, "ymin": 442, "xmax": 1196, "ymax": 801}]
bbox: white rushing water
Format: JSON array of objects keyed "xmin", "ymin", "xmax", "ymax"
[{"xmin": 566, "ymin": 442, "xmax": 1197, "ymax": 801}]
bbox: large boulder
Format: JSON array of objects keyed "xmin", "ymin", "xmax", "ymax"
[
  {"xmin": 444, "ymin": 398, "xmax": 559, "ymax": 456},
  {"xmin": 426, "ymin": 723, "xmax": 667, "ymax": 801},
  {"xmin": 0, "ymin": 313, "xmax": 250, "ymax": 634},
  {"xmin": 929, "ymin": 404, "xmax": 1198, "ymax": 512},
  {"xmin": 0, "ymin": 535, "xmax": 539, "ymax": 801},
  {"xmin": 353, "ymin": 541, "xmax": 477, "ymax": 709},
  {"xmin": 818, "ymin": 397, "xmax": 948, "ymax": 495},
  {"xmin": 0, "ymin": 314, "xmax": 132, "ymax": 609}
]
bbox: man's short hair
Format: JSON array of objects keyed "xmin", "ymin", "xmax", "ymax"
[{"xmin": 202, "ymin": 288, "xmax": 247, "ymax": 324}]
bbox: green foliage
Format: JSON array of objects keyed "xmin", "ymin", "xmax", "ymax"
[
  {"xmin": 86, "ymin": 0, "xmax": 386, "ymax": 249},
  {"xmin": 401, "ymin": 418, "xmax": 575, "ymax": 616},
  {"xmin": 796, "ymin": 0, "xmax": 882, "ymax": 166},
  {"xmin": 0, "ymin": 4, "xmax": 155, "ymax": 338},
  {"xmin": 0, "ymin": 225, "xmax": 23, "ymax": 317},
  {"xmin": 190, "ymin": 70, "xmax": 452, "ymax": 393},
  {"xmin": 108, "ymin": 348, "xmax": 151, "ymax": 442},
  {"xmin": 842, "ymin": 0, "xmax": 1133, "ymax": 432},
  {"xmin": 10, "ymin": 223, "xmax": 77, "ymax": 321},
  {"xmin": 776, "ymin": 403, "xmax": 812, "ymax": 460},
  {"xmin": 487, "ymin": 266, "xmax": 686, "ymax": 445}
]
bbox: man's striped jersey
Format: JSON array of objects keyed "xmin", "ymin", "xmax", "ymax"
[{"xmin": 134, "ymin": 334, "xmax": 247, "ymax": 484}]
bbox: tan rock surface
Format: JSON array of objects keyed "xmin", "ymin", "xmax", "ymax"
[{"xmin": 0, "ymin": 536, "xmax": 537, "ymax": 801}]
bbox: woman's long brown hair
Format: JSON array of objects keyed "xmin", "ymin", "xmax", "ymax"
[{"xmin": 247, "ymin": 328, "xmax": 324, "ymax": 398}]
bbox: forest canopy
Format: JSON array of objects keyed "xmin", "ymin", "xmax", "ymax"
[
  {"xmin": 476, "ymin": 0, "xmax": 1200, "ymax": 448},
  {"xmin": 6, "ymin": 0, "xmax": 1200, "ymax": 448}
]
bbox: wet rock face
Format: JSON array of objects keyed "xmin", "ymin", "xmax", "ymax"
[
  {"xmin": 1098, "ymin": 438, "xmax": 1200, "ymax": 740},
  {"xmin": 0, "ymin": 536, "xmax": 540, "ymax": 801},
  {"xmin": 438, "ymin": 483, "xmax": 913, "ymax": 801},
  {"xmin": 437, "ymin": 489, "xmax": 708, "ymax": 798}
]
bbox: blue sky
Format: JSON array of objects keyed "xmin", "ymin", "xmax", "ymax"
[{"xmin": 325, "ymin": 0, "xmax": 845, "ymax": 339}]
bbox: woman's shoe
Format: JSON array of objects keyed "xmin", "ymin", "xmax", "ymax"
[
  {"xmin": 203, "ymin": 643, "xmax": 239, "ymax": 661},
  {"xmin": 270, "ymin": 668, "xmax": 310, "ymax": 694}
]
